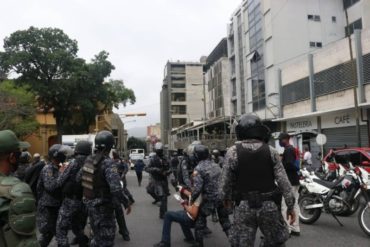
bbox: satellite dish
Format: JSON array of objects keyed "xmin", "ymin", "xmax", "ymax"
[{"xmin": 316, "ymin": 134, "xmax": 327, "ymax": 146}]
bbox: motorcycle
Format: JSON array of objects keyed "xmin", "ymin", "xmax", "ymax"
[
  {"xmin": 300, "ymin": 163, "xmax": 360, "ymax": 216},
  {"xmin": 299, "ymin": 165, "xmax": 370, "ymax": 237}
]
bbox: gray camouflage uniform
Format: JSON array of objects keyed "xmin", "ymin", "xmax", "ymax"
[
  {"xmin": 55, "ymin": 155, "xmax": 88, "ymax": 247},
  {"xmin": 192, "ymin": 159, "xmax": 231, "ymax": 244},
  {"xmin": 78, "ymin": 156, "xmax": 129, "ymax": 247},
  {"xmin": 221, "ymin": 141, "xmax": 295, "ymax": 247},
  {"xmin": 37, "ymin": 162, "xmax": 62, "ymax": 247}
]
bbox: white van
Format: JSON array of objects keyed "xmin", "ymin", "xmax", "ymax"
[{"xmin": 129, "ymin": 149, "xmax": 145, "ymax": 169}]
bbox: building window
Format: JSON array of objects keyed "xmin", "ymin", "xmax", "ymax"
[
  {"xmin": 309, "ymin": 42, "xmax": 323, "ymax": 48},
  {"xmin": 248, "ymin": 1, "xmax": 265, "ymax": 112},
  {"xmin": 332, "ymin": 16, "xmax": 337, "ymax": 23},
  {"xmin": 171, "ymin": 105, "xmax": 186, "ymax": 115},
  {"xmin": 343, "ymin": 0, "xmax": 360, "ymax": 10},
  {"xmin": 345, "ymin": 18, "xmax": 362, "ymax": 36},
  {"xmin": 171, "ymin": 93, "xmax": 186, "ymax": 102},
  {"xmin": 172, "ymin": 118, "xmax": 187, "ymax": 128},
  {"xmin": 308, "ymin": 15, "xmax": 321, "ymax": 22}
]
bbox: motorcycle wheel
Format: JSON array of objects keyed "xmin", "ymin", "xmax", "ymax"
[
  {"xmin": 337, "ymin": 197, "xmax": 361, "ymax": 217},
  {"xmin": 299, "ymin": 195, "xmax": 322, "ymax": 224},
  {"xmin": 358, "ymin": 203, "xmax": 370, "ymax": 237}
]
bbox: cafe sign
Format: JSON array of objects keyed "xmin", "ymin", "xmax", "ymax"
[
  {"xmin": 321, "ymin": 110, "xmax": 364, "ymax": 129},
  {"xmin": 287, "ymin": 118, "xmax": 317, "ymax": 132}
]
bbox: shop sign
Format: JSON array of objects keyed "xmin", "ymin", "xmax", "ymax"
[
  {"xmin": 321, "ymin": 111, "xmax": 362, "ymax": 129},
  {"xmin": 287, "ymin": 118, "xmax": 317, "ymax": 132}
]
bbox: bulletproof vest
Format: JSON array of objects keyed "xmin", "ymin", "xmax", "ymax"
[
  {"xmin": 81, "ymin": 154, "xmax": 111, "ymax": 200},
  {"xmin": 151, "ymin": 156, "xmax": 167, "ymax": 181},
  {"xmin": 236, "ymin": 143, "xmax": 276, "ymax": 194},
  {"xmin": 62, "ymin": 156, "xmax": 85, "ymax": 199}
]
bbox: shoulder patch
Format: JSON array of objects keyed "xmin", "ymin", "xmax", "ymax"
[{"xmin": 111, "ymin": 166, "xmax": 118, "ymax": 174}]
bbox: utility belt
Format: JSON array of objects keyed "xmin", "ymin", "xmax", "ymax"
[
  {"xmin": 237, "ymin": 189, "xmax": 282, "ymax": 209},
  {"xmin": 83, "ymin": 188, "xmax": 111, "ymax": 201}
]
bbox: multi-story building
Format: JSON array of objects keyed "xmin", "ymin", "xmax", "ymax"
[
  {"xmin": 227, "ymin": 0, "xmax": 363, "ymax": 131},
  {"xmin": 171, "ymin": 39, "xmax": 234, "ymax": 152},
  {"xmin": 273, "ymin": 0, "xmax": 370, "ymax": 157},
  {"xmin": 160, "ymin": 60, "xmax": 205, "ymax": 147},
  {"xmin": 205, "ymin": 38, "xmax": 231, "ymax": 119}
]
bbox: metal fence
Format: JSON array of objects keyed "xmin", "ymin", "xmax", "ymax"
[{"xmin": 282, "ymin": 52, "xmax": 370, "ymax": 105}]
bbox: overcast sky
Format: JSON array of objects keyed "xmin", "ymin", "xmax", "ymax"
[{"xmin": 0, "ymin": 0, "xmax": 241, "ymax": 132}]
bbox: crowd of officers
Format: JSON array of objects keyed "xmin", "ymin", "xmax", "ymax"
[
  {"xmin": 0, "ymin": 129, "xmax": 133, "ymax": 247},
  {"xmin": 149, "ymin": 114, "xmax": 297, "ymax": 247},
  {"xmin": 0, "ymin": 113, "xmax": 298, "ymax": 247}
]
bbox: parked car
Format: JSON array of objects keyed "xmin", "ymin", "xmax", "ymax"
[{"xmin": 324, "ymin": 148, "xmax": 370, "ymax": 173}]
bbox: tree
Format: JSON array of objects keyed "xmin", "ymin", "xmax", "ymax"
[
  {"xmin": 127, "ymin": 137, "xmax": 146, "ymax": 151},
  {"xmin": 0, "ymin": 27, "xmax": 136, "ymax": 138},
  {"xmin": 0, "ymin": 80, "xmax": 38, "ymax": 137}
]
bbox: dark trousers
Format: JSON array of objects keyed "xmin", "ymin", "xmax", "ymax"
[
  {"xmin": 37, "ymin": 206, "xmax": 59, "ymax": 247},
  {"xmin": 114, "ymin": 202, "xmax": 129, "ymax": 236},
  {"xmin": 136, "ymin": 171, "xmax": 143, "ymax": 186},
  {"xmin": 161, "ymin": 210, "xmax": 194, "ymax": 244}
]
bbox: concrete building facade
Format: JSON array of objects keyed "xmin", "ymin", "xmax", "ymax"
[
  {"xmin": 227, "ymin": 0, "xmax": 368, "ymax": 126},
  {"xmin": 276, "ymin": 26, "xmax": 370, "ymax": 153},
  {"xmin": 160, "ymin": 60, "xmax": 205, "ymax": 147},
  {"xmin": 205, "ymin": 38, "xmax": 231, "ymax": 119}
]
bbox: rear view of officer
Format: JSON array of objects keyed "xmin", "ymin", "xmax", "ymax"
[
  {"xmin": 56, "ymin": 140, "xmax": 91, "ymax": 247},
  {"xmin": 80, "ymin": 131, "xmax": 130, "ymax": 247},
  {"xmin": 37, "ymin": 144, "xmax": 70, "ymax": 247},
  {"xmin": 221, "ymin": 114, "xmax": 296, "ymax": 247},
  {"xmin": 192, "ymin": 144, "xmax": 230, "ymax": 246}
]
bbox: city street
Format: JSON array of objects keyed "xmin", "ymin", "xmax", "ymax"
[{"xmin": 49, "ymin": 171, "xmax": 369, "ymax": 247}]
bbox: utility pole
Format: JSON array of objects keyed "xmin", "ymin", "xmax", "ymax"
[{"xmin": 345, "ymin": 9, "xmax": 361, "ymax": 147}]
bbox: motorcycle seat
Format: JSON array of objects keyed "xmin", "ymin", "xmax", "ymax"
[{"xmin": 312, "ymin": 178, "xmax": 336, "ymax": 189}]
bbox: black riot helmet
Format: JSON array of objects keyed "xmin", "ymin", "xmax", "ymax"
[
  {"xmin": 194, "ymin": 145, "xmax": 209, "ymax": 162},
  {"xmin": 95, "ymin": 130, "xmax": 115, "ymax": 152},
  {"xmin": 74, "ymin": 140, "xmax": 92, "ymax": 156},
  {"xmin": 48, "ymin": 144, "xmax": 72, "ymax": 163},
  {"xmin": 235, "ymin": 114, "xmax": 271, "ymax": 142},
  {"xmin": 19, "ymin": 151, "xmax": 32, "ymax": 164},
  {"xmin": 154, "ymin": 142, "xmax": 164, "ymax": 157},
  {"xmin": 212, "ymin": 149, "xmax": 220, "ymax": 158}
]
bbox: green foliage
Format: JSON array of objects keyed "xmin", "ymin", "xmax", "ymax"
[
  {"xmin": 0, "ymin": 80, "xmax": 39, "ymax": 137},
  {"xmin": 0, "ymin": 27, "xmax": 136, "ymax": 137},
  {"xmin": 127, "ymin": 137, "xmax": 146, "ymax": 151}
]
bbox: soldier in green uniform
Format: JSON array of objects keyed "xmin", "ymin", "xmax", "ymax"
[{"xmin": 0, "ymin": 129, "xmax": 39, "ymax": 246}]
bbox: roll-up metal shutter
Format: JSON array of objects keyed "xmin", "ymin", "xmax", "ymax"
[{"xmin": 323, "ymin": 126, "xmax": 369, "ymax": 149}]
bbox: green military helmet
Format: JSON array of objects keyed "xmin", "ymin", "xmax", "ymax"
[{"xmin": 0, "ymin": 130, "xmax": 30, "ymax": 153}]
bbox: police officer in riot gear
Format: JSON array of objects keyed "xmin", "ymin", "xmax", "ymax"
[
  {"xmin": 191, "ymin": 144, "xmax": 230, "ymax": 246},
  {"xmin": 56, "ymin": 140, "xmax": 91, "ymax": 247},
  {"xmin": 145, "ymin": 142, "xmax": 171, "ymax": 219},
  {"xmin": 177, "ymin": 141, "xmax": 200, "ymax": 190},
  {"xmin": 211, "ymin": 149, "xmax": 224, "ymax": 168},
  {"xmin": 221, "ymin": 114, "xmax": 296, "ymax": 247},
  {"xmin": 14, "ymin": 151, "xmax": 31, "ymax": 180},
  {"xmin": 37, "ymin": 144, "xmax": 71, "ymax": 247},
  {"xmin": 80, "ymin": 130, "xmax": 130, "ymax": 247}
]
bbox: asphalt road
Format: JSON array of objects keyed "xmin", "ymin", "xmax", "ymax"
[{"xmin": 49, "ymin": 171, "xmax": 370, "ymax": 247}]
